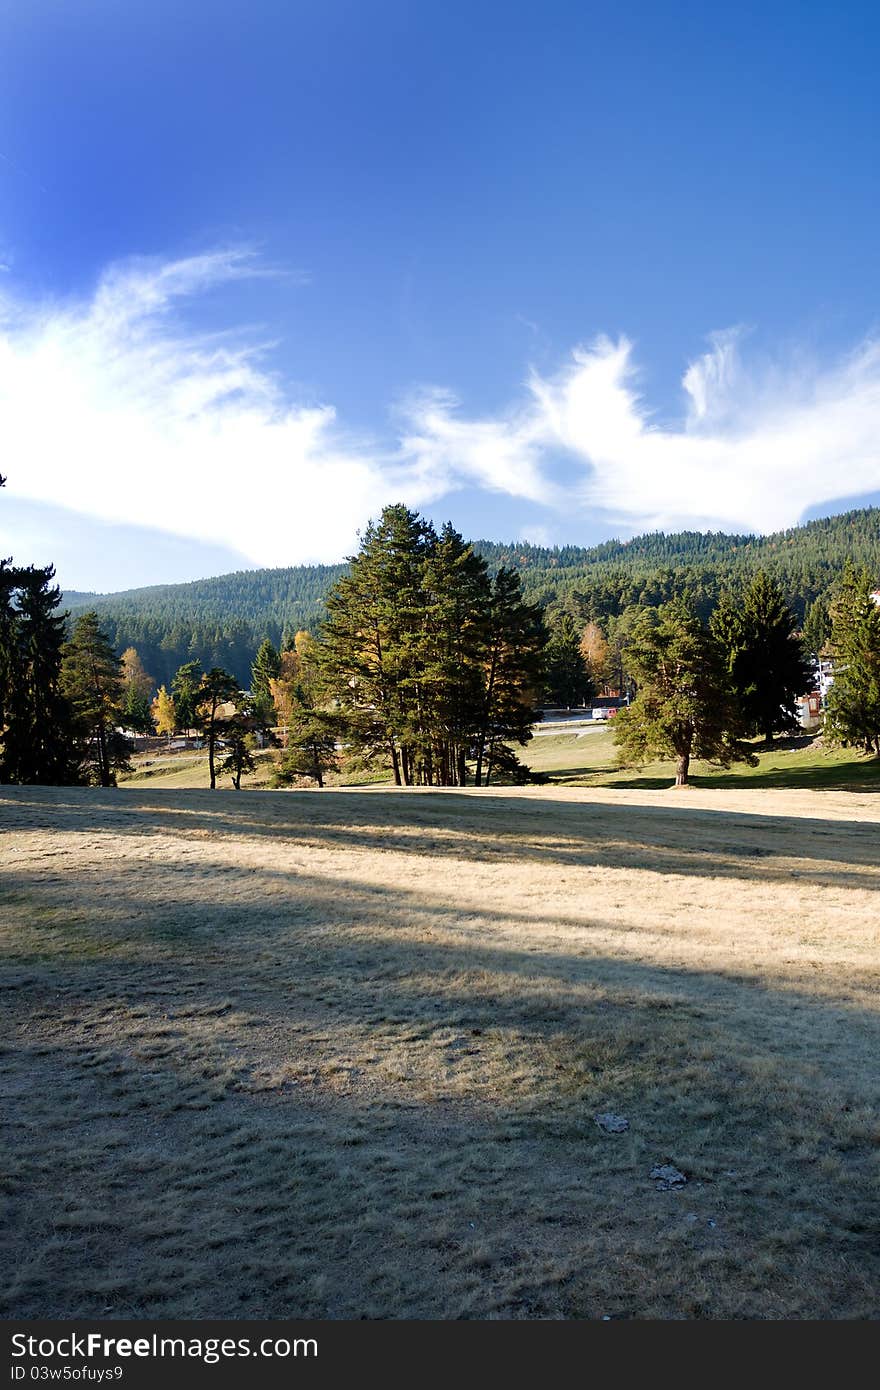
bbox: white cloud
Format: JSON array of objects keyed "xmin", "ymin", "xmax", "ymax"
[
  {"xmin": 2, "ymin": 250, "xmax": 879, "ymax": 569},
  {"xmin": 0, "ymin": 251, "xmax": 444, "ymax": 565},
  {"xmin": 409, "ymin": 331, "xmax": 880, "ymax": 536}
]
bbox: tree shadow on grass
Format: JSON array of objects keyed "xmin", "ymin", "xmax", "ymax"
[
  {"xmin": 2, "ymin": 854, "xmax": 879, "ymax": 1320},
  {"xmin": 3, "ymin": 784, "xmax": 880, "ymax": 886},
  {"xmin": 542, "ymin": 759, "xmax": 880, "ymax": 793}
]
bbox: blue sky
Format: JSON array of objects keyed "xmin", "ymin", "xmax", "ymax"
[{"xmin": 1, "ymin": 0, "xmax": 879, "ymax": 590}]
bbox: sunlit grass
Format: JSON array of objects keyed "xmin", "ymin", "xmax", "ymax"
[{"xmin": 526, "ymin": 726, "xmax": 880, "ymax": 792}]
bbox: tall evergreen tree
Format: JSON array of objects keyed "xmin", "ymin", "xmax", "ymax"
[
  {"xmin": 219, "ymin": 692, "xmax": 275, "ymax": 788},
  {"xmin": 171, "ymin": 660, "xmax": 202, "ymax": 733},
  {"xmin": 218, "ymin": 698, "xmax": 259, "ymax": 790},
  {"xmin": 0, "ymin": 559, "xmax": 19, "ymax": 750},
  {"xmin": 194, "ymin": 667, "xmax": 241, "ymax": 789},
  {"xmin": 472, "ymin": 567, "xmax": 547, "ymax": 787},
  {"xmin": 60, "ymin": 611, "xmax": 131, "ymax": 786},
  {"xmin": 251, "ymin": 638, "xmax": 281, "ymax": 724},
  {"xmin": 219, "ymin": 723, "xmax": 257, "ymax": 790},
  {"xmin": 711, "ymin": 570, "xmax": 812, "ymax": 744},
  {"xmin": 321, "ymin": 505, "xmax": 435, "ymax": 785},
  {"xmin": 545, "ymin": 612, "xmax": 594, "ymax": 708},
  {"xmin": 321, "ymin": 508, "xmax": 547, "ymax": 786},
  {"xmin": 417, "ymin": 522, "xmax": 492, "ymax": 786},
  {"xmin": 825, "ymin": 566, "xmax": 880, "ymax": 756},
  {"xmin": 802, "ymin": 595, "xmax": 831, "ymax": 658},
  {"xmin": 273, "ymin": 706, "xmax": 339, "ymax": 788},
  {"xmin": 1, "ymin": 565, "xmax": 74, "ymax": 784},
  {"xmin": 614, "ymin": 600, "xmax": 754, "ymax": 787}
]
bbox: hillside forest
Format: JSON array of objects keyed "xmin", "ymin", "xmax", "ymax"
[
  {"xmin": 3, "ymin": 493, "xmax": 880, "ymax": 790},
  {"xmin": 60, "ymin": 508, "xmax": 880, "ymax": 690}
]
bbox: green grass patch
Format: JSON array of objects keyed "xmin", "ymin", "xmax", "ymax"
[{"xmin": 525, "ymin": 727, "xmax": 880, "ymax": 792}]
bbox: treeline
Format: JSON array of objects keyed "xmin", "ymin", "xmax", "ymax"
[
  {"xmin": 520, "ymin": 509, "xmax": 880, "ymax": 624},
  {"xmin": 63, "ymin": 563, "xmax": 347, "ymax": 687},
  {"xmin": 612, "ymin": 563, "xmax": 880, "ymax": 783},
  {"xmin": 0, "ymin": 564, "xmax": 148, "ymax": 787},
  {"xmin": 4, "ymin": 497, "xmax": 880, "ymax": 791},
  {"xmin": 61, "ymin": 508, "xmax": 880, "ymax": 686}
]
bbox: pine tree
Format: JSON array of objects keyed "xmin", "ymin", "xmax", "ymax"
[
  {"xmin": 219, "ymin": 713, "xmax": 258, "ymax": 790},
  {"xmin": 320, "ymin": 508, "xmax": 547, "ymax": 787},
  {"xmin": 0, "ymin": 559, "xmax": 24, "ymax": 756},
  {"xmin": 825, "ymin": 566, "xmax": 880, "ymax": 755},
  {"xmin": 119, "ymin": 683, "xmax": 155, "ymax": 736},
  {"xmin": 171, "ymin": 660, "xmax": 202, "ymax": 733},
  {"xmin": 417, "ymin": 522, "xmax": 492, "ymax": 785},
  {"xmin": 251, "ymin": 638, "xmax": 281, "ymax": 724},
  {"xmin": 60, "ymin": 612, "xmax": 131, "ymax": 786},
  {"xmin": 321, "ymin": 505, "xmax": 435, "ymax": 785},
  {"xmin": 193, "ymin": 668, "xmax": 241, "ymax": 789},
  {"xmin": 545, "ymin": 612, "xmax": 594, "ymax": 708},
  {"xmin": 219, "ymin": 692, "xmax": 275, "ymax": 788},
  {"xmin": 319, "ymin": 511, "xmax": 544, "ymax": 795},
  {"xmin": 273, "ymin": 706, "xmax": 339, "ymax": 788},
  {"xmin": 1, "ymin": 565, "xmax": 74, "ymax": 784},
  {"xmin": 711, "ymin": 571, "xmax": 812, "ymax": 743},
  {"xmin": 614, "ymin": 600, "xmax": 754, "ymax": 787},
  {"xmin": 802, "ymin": 596, "xmax": 831, "ymax": 657},
  {"xmin": 220, "ymin": 725, "xmax": 257, "ymax": 789},
  {"xmin": 472, "ymin": 567, "xmax": 547, "ymax": 787}
]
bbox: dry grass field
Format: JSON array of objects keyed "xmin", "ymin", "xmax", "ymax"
[{"xmin": 1, "ymin": 782, "xmax": 879, "ymax": 1319}]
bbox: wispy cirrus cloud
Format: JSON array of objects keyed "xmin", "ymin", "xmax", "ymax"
[
  {"xmin": 0, "ymin": 250, "xmax": 423, "ymax": 567},
  {"xmin": 408, "ymin": 329, "xmax": 880, "ymax": 536},
  {"xmin": 528, "ymin": 329, "xmax": 880, "ymax": 533},
  {"xmin": 2, "ymin": 250, "xmax": 879, "ymax": 574}
]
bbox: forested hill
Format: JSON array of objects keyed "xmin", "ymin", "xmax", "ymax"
[
  {"xmin": 62, "ymin": 507, "xmax": 880, "ymax": 689},
  {"xmin": 63, "ymin": 563, "xmax": 347, "ymax": 691}
]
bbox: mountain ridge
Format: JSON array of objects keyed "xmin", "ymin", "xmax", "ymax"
[{"xmin": 59, "ymin": 507, "xmax": 880, "ymax": 689}]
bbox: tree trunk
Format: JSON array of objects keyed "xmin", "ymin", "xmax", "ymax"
[
  {"xmin": 96, "ymin": 723, "xmax": 110, "ymax": 787},
  {"xmin": 390, "ymin": 745, "xmax": 401, "ymax": 786},
  {"xmin": 675, "ymin": 750, "xmax": 690, "ymax": 786},
  {"xmin": 474, "ymin": 644, "xmax": 500, "ymax": 787}
]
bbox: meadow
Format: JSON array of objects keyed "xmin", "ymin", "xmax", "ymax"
[
  {"xmin": 525, "ymin": 724, "xmax": 880, "ymax": 792},
  {"xmin": 117, "ymin": 724, "xmax": 880, "ymax": 794},
  {"xmin": 2, "ymin": 781, "xmax": 879, "ymax": 1319}
]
